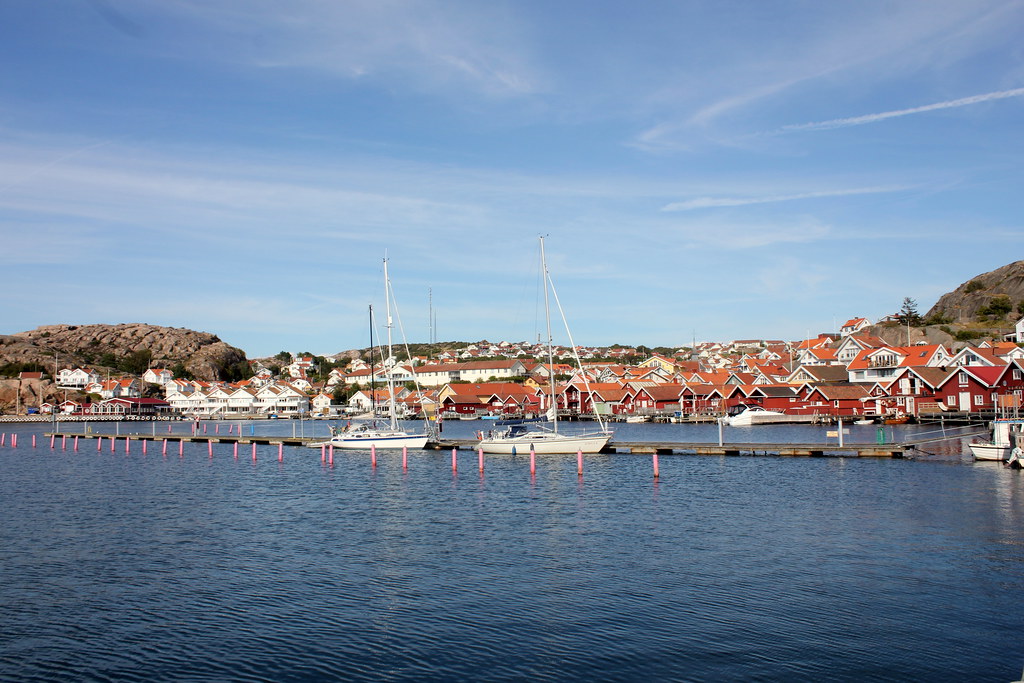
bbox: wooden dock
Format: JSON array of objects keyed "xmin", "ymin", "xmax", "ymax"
[
  {"xmin": 427, "ymin": 438, "xmax": 907, "ymax": 458},
  {"xmin": 42, "ymin": 431, "xmax": 976, "ymax": 459}
]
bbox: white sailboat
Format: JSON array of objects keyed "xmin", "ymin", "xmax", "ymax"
[
  {"xmin": 312, "ymin": 259, "xmax": 430, "ymax": 450},
  {"xmin": 478, "ymin": 237, "xmax": 613, "ymax": 455}
]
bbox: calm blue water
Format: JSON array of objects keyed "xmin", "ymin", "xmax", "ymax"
[{"xmin": 2, "ymin": 421, "xmax": 1023, "ymax": 681}]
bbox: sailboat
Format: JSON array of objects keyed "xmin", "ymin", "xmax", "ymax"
[
  {"xmin": 477, "ymin": 237, "xmax": 613, "ymax": 455},
  {"xmin": 313, "ymin": 259, "xmax": 430, "ymax": 450}
]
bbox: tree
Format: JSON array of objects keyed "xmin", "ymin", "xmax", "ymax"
[
  {"xmin": 119, "ymin": 348, "xmax": 152, "ymax": 375},
  {"xmin": 978, "ymin": 295, "xmax": 1013, "ymax": 320},
  {"xmin": 274, "ymin": 351, "xmax": 292, "ymax": 362},
  {"xmin": 897, "ymin": 297, "xmax": 922, "ymax": 326}
]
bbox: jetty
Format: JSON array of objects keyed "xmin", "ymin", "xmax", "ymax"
[{"xmin": 35, "ymin": 428, "xmax": 985, "ymax": 459}]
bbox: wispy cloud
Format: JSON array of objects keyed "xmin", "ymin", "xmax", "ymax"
[
  {"xmin": 662, "ymin": 185, "xmax": 911, "ymax": 212},
  {"xmin": 670, "ymin": 217, "xmax": 832, "ymax": 250},
  {"xmin": 780, "ymin": 87, "xmax": 1024, "ymax": 132},
  {"xmin": 158, "ymin": 0, "xmax": 542, "ymax": 98}
]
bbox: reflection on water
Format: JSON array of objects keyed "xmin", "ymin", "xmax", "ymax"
[{"xmin": 1, "ymin": 421, "xmax": 1022, "ymax": 681}]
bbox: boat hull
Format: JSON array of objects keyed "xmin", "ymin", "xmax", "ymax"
[
  {"xmin": 969, "ymin": 443, "xmax": 1010, "ymax": 461},
  {"xmin": 478, "ymin": 431, "xmax": 611, "ymax": 454},
  {"xmin": 308, "ymin": 432, "xmax": 429, "ymax": 450},
  {"xmin": 725, "ymin": 413, "xmax": 816, "ymax": 426}
]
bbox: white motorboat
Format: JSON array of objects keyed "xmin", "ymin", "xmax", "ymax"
[
  {"xmin": 969, "ymin": 418, "xmax": 1024, "ymax": 462},
  {"xmin": 478, "ymin": 237, "xmax": 612, "ymax": 455},
  {"xmin": 724, "ymin": 404, "xmax": 787, "ymax": 426}
]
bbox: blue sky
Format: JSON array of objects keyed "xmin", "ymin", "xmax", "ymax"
[{"xmin": 2, "ymin": 1, "xmax": 1022, "ymax": 357}]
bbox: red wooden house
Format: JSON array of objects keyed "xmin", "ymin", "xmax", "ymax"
[{"xmin": 933, "ymin": 364, "xmax": 1024, "ymax": 412}]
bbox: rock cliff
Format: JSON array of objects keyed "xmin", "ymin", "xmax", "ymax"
[
  {"xmin": 926, "ymin": 260, "xmax": 1024, "ymax": 323},
  {"xmin": 0, "ymin": 323, "xmax": 248, "ymax": 382}
]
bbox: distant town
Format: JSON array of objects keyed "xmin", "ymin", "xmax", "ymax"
[{"xmin": 13, "ymin": 312, "xmax": 1023, "ymax": 424}]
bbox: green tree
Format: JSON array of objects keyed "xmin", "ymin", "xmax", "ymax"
[
  {"xmin": 896, "ymin": 297, "xmax": 922, "ymax": 326},
  {"xmin": 978, "ymin": 295, "xmax": 1013, "ymax": 319},
  {"xmin": 170, "ymin": 362, "xmax": 193, "ymax": 380},
  {"xmin": 274, "ymin": 350, "xmax": 292, "ymax": 362},
  {"xmin": 119, "ymin": 348, "xmax": 152, "ymax": 375},
  {"xmin": 964, "ymin": 279, "xmax": 985, "ymax": 293}
]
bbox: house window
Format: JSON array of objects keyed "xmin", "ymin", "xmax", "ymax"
[
  {"xmin": 1014, "ymin": 369, "xmax": 1022, "ymax": 380},
  {"xmin": 974, "ymin": 394, "xmax": 984, "ymax": 406},
  {"xmin": 958, "ymin": 372, "xmax": 969, "ymax": 386}
]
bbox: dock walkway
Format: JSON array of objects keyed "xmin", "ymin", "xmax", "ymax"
[{"xmin": 40, "ymin": 432, "xmax": 936, "ymax": 458}]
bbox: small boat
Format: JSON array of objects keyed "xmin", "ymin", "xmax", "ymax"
[{"xmin": 969, "ymin": 418, "xmax": 1024, "ymax": 462}]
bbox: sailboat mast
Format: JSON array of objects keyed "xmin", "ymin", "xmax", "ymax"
[
  {"xmin": 540, "ymin": 236, "xmax": 558, "ymax": 432},
  {"xmin": 368, "ymin": 304, "xmax": 375, "ymax": 419},
  {"xmin": 383, "ymin": 257, "xmax": 398, "ymax": 430}
]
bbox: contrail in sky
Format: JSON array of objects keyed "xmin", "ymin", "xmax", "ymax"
[{"xmin": 781, "ymin": 87, "xmax": 1024, "ymax": 132}]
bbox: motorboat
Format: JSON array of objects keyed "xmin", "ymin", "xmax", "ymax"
[
  {"xmin": 724, "ymin": 404, "xmax": 787, "ymax": 426},
  {"xmin": 969, "ymin": 418, "xmax": 1024, "ymax": 462}
]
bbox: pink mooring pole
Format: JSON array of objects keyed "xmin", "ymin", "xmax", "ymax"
[
  {"xmin": 179, "ymin": 439, "xmax": 184, "ymax": 457},
  {"xmin": 208, "ymin": 441, "xmax": 213, "ymax": 458},
  {"xmin": 371, "ymin": 444, "xmax": 377, "ymax": 468},
  {"xmin": 653, "ymin": 452, "xmax": 660, "ymax": 479},
  {"xmin": 50, "ymin": 434, "xmax": 55, "ymax": 449},
  {"xmin": 142, "ymin": 439, "xmax": 146, "ymax": 455},
  {"xmin": 234, "ymin": 442, "xmax": 239, "ymax": 459},
  {"xmin": 162, "ymin": 439, "xmax": 167, "ymax": 456},
  {"xmin": 32, "ymin": 434, "xmax": 37, "ymax": 448},
  {"xmin": 577, "ymin": 449, "xmax": 583, "ymax": 476},
  {"xmin": 125, "ymin": 437, "xmax": 130, "ymax": 454},
  {"xmin": 62, "ymin": 435, "xmax": 67, "ymax": 450},
  {"xmin": 252, "ymin": 442, "xmax": 257, "ymax": 461},
  {"xmin": 320, "ymin": 444, "xmax": 325, "ymax": 463},
  {"xmin": 402, "ymin": 446, "xmax": 408, "ymax": 470},
  {"xmin": 478, "ymin": 447, "xmax": 484, "ymax": 473},
  {"xmin": 97, "ymin": 436, "xmax": 102, "ymax": 452},
  {"xmin": 452, "ymin": 447, "xmax": 457, "ymax": 473},
  {"xmin": 530, "ymin": 448, "xmax": 536, "ymax": 476},
  {"xmin": 328, "ymin": 445, "xmax": 334, "ymax": 467},
  {"xmin": 277, "ymin": 443, "xmax": 283, "ymax": 462}
]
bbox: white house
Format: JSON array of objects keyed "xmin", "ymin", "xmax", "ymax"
[
  {"xmin": 311, "ymin": 392, "xmax": 333, "ymax": 416},
  {"xmin": 840, "ymin": 317, "xmax": 871, "ymax": 337},
  {"xmin": 143, "ymin": 368, "xmax": 174, "ymax": 386},
  {"xmin": 57, "ymin": 367, "xmax": 100, "ymax": 389}
]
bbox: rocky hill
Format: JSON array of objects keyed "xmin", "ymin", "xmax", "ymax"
[
  {"xmin": 0, "ymin": 323, "xmax": 248, "ymax": 381},
  {"xmin": 926, "ymin": 260, "xmax": 1024, "ymax": 324}
]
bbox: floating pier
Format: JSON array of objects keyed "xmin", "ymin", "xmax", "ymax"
[
  {"xmin": 36, "ymin": 430, "xmax": 978, "ymax": 459},
  {"xmin": 428, "ymin": 438, "xmax": 908, "ymax": 458}
]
